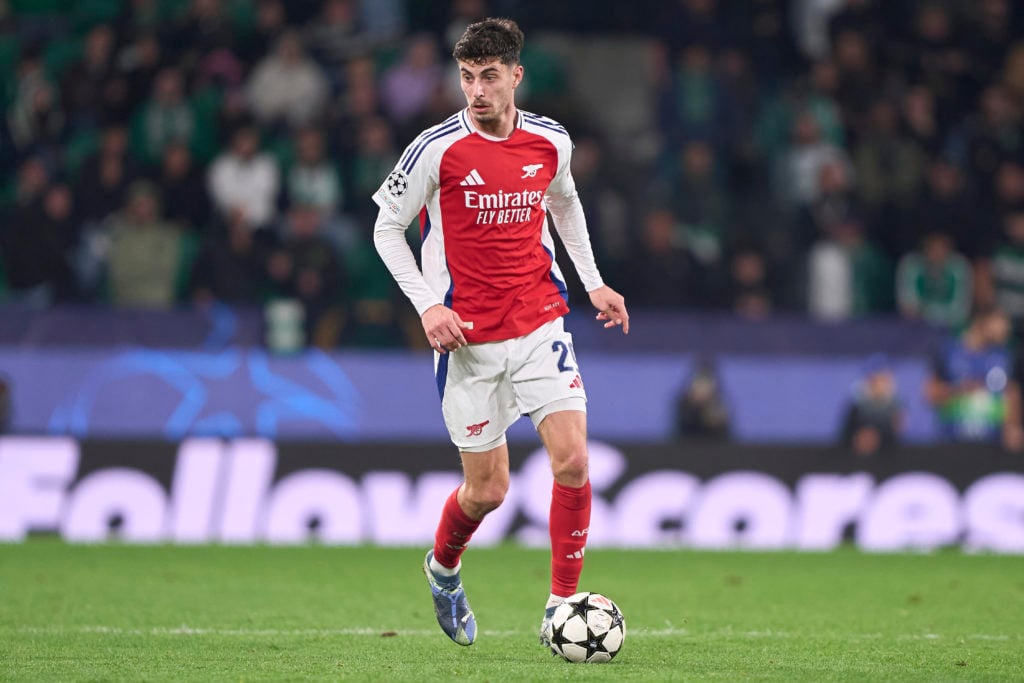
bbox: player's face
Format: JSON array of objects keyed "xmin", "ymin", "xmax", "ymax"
[{"xmin": 459, "ymin": 59, "xmax": 522, "ymax": 131}]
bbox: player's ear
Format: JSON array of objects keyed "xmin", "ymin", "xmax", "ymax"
[{"xmin": 513, "ymin": 64, "xmax": 524, "ymax": 87}]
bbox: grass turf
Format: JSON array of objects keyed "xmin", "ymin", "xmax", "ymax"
[{"xmin": 1, "ymin": 542, "xmax": 1022, "ymax": 681}]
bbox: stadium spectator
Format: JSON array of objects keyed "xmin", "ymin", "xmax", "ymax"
[
  {"xmin": 304, "ymin": 0, "xmax": 368, "ymax": 73},
  {"xmin": 792, "ymin": 0, "xmax": 848, "ymax": 61},
  {"xmin": 830, "ymin": 26, "xmax": 880, "ymax": 133},
  {"xmin": 777, "ymin": 109, "xmax": 852, "ymax": 207},
  {"xmin": 59, "ymin": 23, "xmax": 116, "ymax": 131},
  {"xmin": 329, "ymin": 55, "xmax": 382, "ymax": 164},
  {"xmin": 207, "ymin": 124, "xmax": 280, "ymax": 232},
  {"xmin": 1002, "ymin": 41, "xmax": 1024, "ymax": 110},
  {"xmin": 794, "ymin": 158, "xmax": 858, "ymax": 253},
  {"xmin": 756, "ymin": 57, "xmax": 845, "ymax": 170},
  {"xmin": 7, "ymin": 155, "xmax": 50, "ymax": 211},
  {"xmin": 852, "ymin": 98, "xmax": 926, "ymax": 253},
  {"xmin": 674, "ymin": 357, "xmax": 731, "ymax": 440},
  {"xmin": 7, "ymin": 0, "xmax": 67, "ymax": 45},
  {"xmin": 343, "ymin": 237, "xmax": 415, "ymax": 349},
  {"xmin": 896, "ymin": 232, "xmax": 972, "ymax": 330},
  {"xmin": 166, "ymin": 0, "xmax": 239, "ymax": 69},
  {"xmin": 347, "ymin": 116, "xmax": 397, "ymax": 223},
  {"xmin": 153, "ymin": 141, "xmax": 210, "ymax": 232},
  {"xmin": 925, "ymin": 304, "xmax": 1022, "ymax": 450},
  {"xmin": 564, "ymin": 135, "xmax": 626, "ymax": 283},
  {"xmin": 103, "ymin": 181, "xmax": 194, "ymax": 309},
  {"xmin": 130, "ymin": 66, "xmax": 196, "ymax": 167},
  {"xmin": 7, "ymin": 48, "xmax": 64, "ymax": 155},
  {"xmin": 807, "ymin": 214, "xmax": 891, "ymax": 319},
  {"xmin": 380, "ymin": 33, "xmax": 443, "ymax": 130},
  {"xmin": 963, "ymin": 85, "xmax": 1022, "ymax": 190},
  {"xmin": 661, "ymin": 140, "xmax": 729, "ymax": 275},
  {"xmin": 897, "ymin": 3, "xmax": 970, "ymax": 127},
  {"xmin": 656, "ymin": 41, "xmax": 732, "ymax": 152},
  {"xmin": 73, "ymin": 124, "xmax": 138, "ymax": 227},
  {"xmin": 246, "ymin": 30, "xmax": 330, "ymax": 129},
  {"xmin": 285, "ymin": 126, "xmax": 342, "ymax": 215},
  {"xmin": 116, "ymin": 32, "xmax": 165, "ymax": 116},
  {"xmin": 902, "ymin": 156, "xmax": 976, "ymax": 259},
  {"xmin": 239, "ymin": 0, "xmax": 288, "ymax": 64},
  {"xmin": 755, "ymin": 4, "xmax": 800, "ymax": 73},
  {"xmin": 982, "ymin": 160, "xmax": 1024, "ymax": 244},
  {"xmin": 976, "ymin": 209, "xmax": 1024, "ymax": 329},
  {"xmin": 440, "ymin": 0, "xmax": 486, "ymax": 52},
  {"xmin": 827, "ymin": 0, "xmax": 886, "ymax": 54},
  {"xmin": 190, "ymin": 216, "xmax": 272, "ymax": 306},
  {"xmin": 0, "ymin": 182, "xmax": 76, "ymax": 306},
  {"xmin": 624, "ymin": 208, "xmax": 695, "ymax": 308},
  {"xmin": 899, "ymin": 84, "xmax": 943, "ymax": 158},
  {"xmin": 657, "ymin": 0, "xmax": 730, "ymax": 54},
  {"xmin": 358, "ymin": 0, "xmax": 405, "ymax": 45},
  {"xmin": 840, "ymin": 353, "xmax": 903, "ymax": 456},
  {"xmin": 727, "ymin": 246, "xmax": 773, "ymax": 319},
  {"xmin": 267, "ymin": 204, "xmax": 345, "ymax": 347},
  {"xmin": 965, "ymin": 0, "xmax": 1016, "ymax": 85},
  {"xmin": 715, "ymin": 47, "xmax": 762, "ymax": 178}
]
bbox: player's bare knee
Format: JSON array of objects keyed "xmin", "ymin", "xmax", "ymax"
[
  {"xmin": 479, "ymin": 486, "xmax": 507, "ymax": 513},
  {"xmin": 551, "ymin": 450, "xmax": 588, "ymax": 487},
  {"xmin": 463, "ymin": 488, "xmax": 505, "ymax": 516},
  {"xmin": 463, "ymin": 477, "xmax": 509, "ymax": 515}
]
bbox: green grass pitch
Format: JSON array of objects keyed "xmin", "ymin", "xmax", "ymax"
[{"xmin": 1, "ymin": 542, "xmax": 1022, "ymax": 681}]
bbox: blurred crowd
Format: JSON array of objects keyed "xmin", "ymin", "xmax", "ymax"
[{"xmin": 1, "ymin": 0, "xmax": 1024, "ymax": 350}]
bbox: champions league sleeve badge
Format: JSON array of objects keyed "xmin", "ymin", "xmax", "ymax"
[{"xmin": 385, "ymin": 170, "xmax": 409, "ymax": 197}]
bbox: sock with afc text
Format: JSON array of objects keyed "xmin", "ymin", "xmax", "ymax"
[
  {"xmin": 549, "ymin": 479, "xmax": 592, "ymax": 597},
  {"xmin": 432, "ymin": 486, "xmax": 482, "ymax": 571}
]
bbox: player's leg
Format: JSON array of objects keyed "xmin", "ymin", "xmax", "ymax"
[
  {"xmin": 430, "ymin": 442, "xmax": 510, "ymax": 571},
  {"xmin": 425, "ymin": 341, "xmax": 517, "ymax": 646},
  {"xmin": 423, "ymin": 441, "xmax": 510, "ymax": 647},
  {"xmin": 509, "ymin": 318, "xmax": 591, "ymax": 645},
  {"xmin": 537, "ymin": 409, "xmax": 591, "ymax": 615}
]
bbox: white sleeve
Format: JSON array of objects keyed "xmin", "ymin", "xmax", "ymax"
[
  {"xmin": 372, "ymin": 150, "xmax": 443, "ymax": 317},
  {"xmin": 545, "ymin": 142, "xmax": 605, "ymax": 292}
]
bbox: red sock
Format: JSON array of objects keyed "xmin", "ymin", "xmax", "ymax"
[
  {"xmin": 549, "ymin": 480, "xmax": 592, "ymax": 597},
  {"xmin": 432, "ymin": 487, "xmax": 482, "ymax": 569}
]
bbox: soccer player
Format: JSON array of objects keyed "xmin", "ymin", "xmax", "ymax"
[{"xmin": 372, "ymin": 18, "xmax": 629, "ymax": 647}]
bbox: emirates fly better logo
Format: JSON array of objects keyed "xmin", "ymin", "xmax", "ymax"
[{"xmin": 464, "ymin": 187, "xmax": 544, "ymax": 226}]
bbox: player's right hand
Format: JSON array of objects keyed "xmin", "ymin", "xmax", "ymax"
[{"xmin": 422, "ymin": 304, "xmax": 472, "ymax": 354}]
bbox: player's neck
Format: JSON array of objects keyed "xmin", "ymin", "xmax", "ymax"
[{"xmin": 467, "ymin": 107, "xmax": 518, "ymax": 140}]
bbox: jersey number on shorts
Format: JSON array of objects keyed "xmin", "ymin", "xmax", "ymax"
[{"xmin": 551, "ymin": 340, "xmax": 577, "ymax": 373}]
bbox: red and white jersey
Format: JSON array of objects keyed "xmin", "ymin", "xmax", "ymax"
[{"xmin": 373, "ymin": 108, "xmax": 603, "ymax": 344}]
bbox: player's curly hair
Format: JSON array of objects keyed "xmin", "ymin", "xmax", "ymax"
[{"xmin": 452, "ymin": 18, "xmax": 523, "ymax": 66}]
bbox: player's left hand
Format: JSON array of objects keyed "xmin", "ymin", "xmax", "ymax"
[{"xmin": 589, "ymin": 285, "xmax": 629, "ymax": 335}]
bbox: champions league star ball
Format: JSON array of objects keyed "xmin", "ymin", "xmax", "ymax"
[{"xmin": 547, "ymin": 592, "xmax": 626, "ymax": 663}]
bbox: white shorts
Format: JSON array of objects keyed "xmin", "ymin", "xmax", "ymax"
[{"xmin": 435, "ymin": 317, "xmax": 587, "ymax": 452}]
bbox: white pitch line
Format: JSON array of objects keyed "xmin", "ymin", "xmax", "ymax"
[{"xmin": 10, "ymin": 626, "xmax": 1023, "ymax": 642}]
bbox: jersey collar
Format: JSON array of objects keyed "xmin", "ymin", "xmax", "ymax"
[{"xmin": 462, "ymin": 108, "xmax": 522, "ymax": 141}]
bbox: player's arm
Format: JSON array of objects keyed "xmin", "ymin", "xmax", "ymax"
[
  {"xmin": 371, "ymin": 166, "xmax": 469, "ymax": 353},
  {"xmin": 545, "ymin": 143, "xmax": 629, "ymax": 334}
]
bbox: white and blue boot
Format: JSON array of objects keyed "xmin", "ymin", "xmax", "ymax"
[
  {"xmin": 423, "ymin": 551, "xmax": 476, "ymax": 646},
  {"xmin": 539, "ymin": 602, "xmax": 560, "ymax": 648}
]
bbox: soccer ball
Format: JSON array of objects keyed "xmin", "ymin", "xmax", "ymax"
[{"xmin": 546, "ymin": 592, "xmax": 626, "ymax": 663}]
